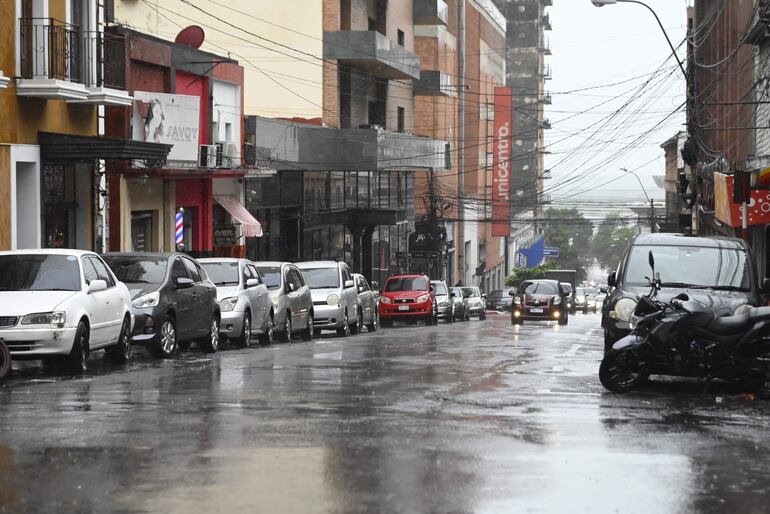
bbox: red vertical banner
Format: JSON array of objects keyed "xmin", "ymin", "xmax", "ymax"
[{"xmin": 492, "ymin": 86, "xmax": 512, "ymax": 237}]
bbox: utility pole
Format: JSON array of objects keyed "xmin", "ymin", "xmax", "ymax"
[
  {"xmin": 649, "ymin": 198, "xmax": 655, "ymax": 233},
  {"xmin": 457, "ymin": 0, "xmax": 465, "ymax": 285}
]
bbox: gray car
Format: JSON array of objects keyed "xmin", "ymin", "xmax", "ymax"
[
  {"xmin": 252, "ymin": 262, "xmax": 314, "ymax": 342},
  {"xmin": 297, "ymin": 261, "xmax": 361, "ymax": 336},
  {"xmin": 431, "ymin": 280, "xmax": 454, "ymax": 323},
  {"xmin": 450, "ymin": 286, "xmax": 470, "ymax": 321},
  {"xmin": 462, "ymin": 287, "xmax": 487, "ymax": 320},
  {"xmin": 353, "ymin": 273, "xmax": 378, "ymax": 332},
  {"xmin": 199, "ymin": 258, "xmax": 274, "ymax": 347}
]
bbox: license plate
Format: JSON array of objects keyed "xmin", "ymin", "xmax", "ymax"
[
  {"xmin": 398, "ymin": 305, "xmax": 410, "ymax": 311},
  {"xmin": 529, "ymin": 308, "xmax": 544, "ymax": 313}
]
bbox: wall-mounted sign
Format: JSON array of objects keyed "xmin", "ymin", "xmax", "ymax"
[
  {"xmin": 492, "ymin": 86, "xmax": 512, "ymax": 237},
  {"xmin": 214, "ymin": 225, "xmax": 237, "ymax": 246},
  {"xmin": 133, "ymin": 91, "xmax": 200, "ymax": 167}
]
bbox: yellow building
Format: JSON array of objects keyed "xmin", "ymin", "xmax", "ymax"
[
  {"xmin": 0, "ymin": 0, "xmax": 134, "ymax": 251},
  {"xmin": 110, "ymin": 0, "xmax": 322, "ymax": 119}
]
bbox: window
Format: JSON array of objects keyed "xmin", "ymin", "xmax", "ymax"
[
  {"xmin": 368, "ymin": 17, "xmax": 376, "ymax": 31},
  {"xmin": 103, "ymin": 255, "xmax": 167, "ymax": 284},
  {"xmin": 397, "ymin": 29, "xmax": 404, "ymax": 47},
  {"xmin": 287, "ymin": 269, "xmax": 303, "ymax": 291},
  {"xmin": 357, "ymin": 276, "xmax": 370, "ymax": 292},
  {"xmin": 82, "ymin": 258, "xmax": 99, "ymax": 285},
  {"xmin": 342, "ymin": 266, "xmax": 353, "ymax": 284},
  {"xmin": 89, "ymin": 257, "xmax": 116, "ymax": 288},
  {"xmin": 247, "ymin": 265, "xmax": 261, "ymax": 284},
  {"xmin": 302, "ymin": 268, "xmax": 340, "ymax": 289},
  {"xmin": 171, "ymin": 259, "xmax": 189, "ymax": 282},
  {"xmin": 201, "ymin": 261, "xmax": 239, "ymax": 286},
  {"xmin": 397, "ymin": 107, "xmax": 405, "ymax": 133},
  {"xmin": 183, "ymin": 258, "xmax": 202, "ymax": 282}
]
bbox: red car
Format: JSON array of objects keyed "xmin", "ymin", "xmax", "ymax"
[{"xmin": 379, "ymin": 274, "xmax": 438, "ymax": 327}]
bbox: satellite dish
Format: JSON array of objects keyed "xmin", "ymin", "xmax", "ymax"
[{"xmin": 175, "ymin": 26, "xmax": 205, "ymax": 49}]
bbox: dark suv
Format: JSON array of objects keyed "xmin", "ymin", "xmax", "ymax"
[
  {"xmin": 103, "ymin": 253, "xmax": 220, "ymax": 358},
  {"xmin": 602, "ymin": 233, "xmax": 767, "ymax": 353}
]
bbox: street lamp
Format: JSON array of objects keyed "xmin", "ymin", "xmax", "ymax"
[
  {"xmin": 621, "ymin": 167, "xmax": 655, "ymax": 233},
  {"xmin": 590, "ymin": 0, "xmax": 688, "ymax": 81}
]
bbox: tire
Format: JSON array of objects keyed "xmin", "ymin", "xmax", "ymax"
[
  {"xmin": 107, "ymin": 316, "xmax": 132, "ymax": 364},
  {"xmin": 337, "ymin": 311, "xmax": 351, "ymax": 337},
  {"xmin": 234, "ymin": 313, "xmax": 252, "ymax": 348},
  {"xmin": 558, "ymin": 316, "xmax": 568, "ymax": 326},
  {"xmin": 431, "ymin": 304, "xmax": 439, "ymax": 325},
  {"xmin": 280, "ymin": 312, "xmax": 292, "ymax": 343},
  {"xmin": 302, "ymin": 311, "xmax": 314, "ymax": 341},
  {"xmin": 67, "ymin": 321, "xmax": 89, "ymax": 374},
  {"xmin": 480, "ymin": 312, "xmax": 487, "ymax": 321},
  {"xmin": 351, "ymin": 308, "xmax": 363, "ymax": 335},
  {"xmin": 367, "ymin": 308, "xmax": 379, "ymax": 332},
  {"xmin": 150, "ymin": 316, "xmax": 177, "ymax": 358},
  {"xmin": 259, "ymin": 314, "xmax": 274, "ymax": 345},
  {"xmin": 448, "ymin": 307, "xmax": 455, "ymax": 323},
  {"xmin": 603, "ymin": 328, "xmax": 617, "ymax": 354},
  {"xmin": 200, "ymin": 316, "xmax": 220, "ymax": 354},
  {"xmin": 0, "ymin": 340, "xmax": 10, "ymax": 380},
  {"xmin": 599, "ymin": 349, "xmax": 649, "ymax": 393}
]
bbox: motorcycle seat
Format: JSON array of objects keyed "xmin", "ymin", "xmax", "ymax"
[
  {"xmin": 749, "ymin": 306, "xmax": 770, "ymax": 321},
  {"xmin": 705, "ymin": 312, "xmax": 751, "ymax": 336}
]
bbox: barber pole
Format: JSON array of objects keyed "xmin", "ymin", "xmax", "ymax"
[{"xmin": 175, "ymin": 210, "xmax": 184, "ymax": 247}]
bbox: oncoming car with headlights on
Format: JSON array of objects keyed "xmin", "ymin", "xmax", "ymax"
[
  {"xmin": 601, "ymin": 233, "xmax": 766, "ymax": 353},
  {"xmin": 511, "ymin": 279, "xmax": 569, "ymax": 326}
]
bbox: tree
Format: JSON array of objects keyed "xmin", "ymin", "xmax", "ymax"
[
  {"xmin": 505, "ymin": 262, "xmax": 556, "ymax": 287},
  {"xmin": 591, "ymin": 215, "xmax": 636, "ymax": 270},
  {"xmin": 541, "ymin": 208, "xmax": 593, "ymax": 282}
]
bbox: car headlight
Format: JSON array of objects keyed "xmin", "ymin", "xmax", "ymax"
[
  {"xmin": 327, "ymin": 294, "xmax": 340, "ymax": 306},
  {"xmin": 553, "ymin": 296, "xmax": 562, "ymax": 305},
  {"xmin": 612, "ymin": 298, "xmax": 638, "ymax": 322},
  {"xmin": 381, "ymin": 296, "xmax": 392, "ymax": 304},
  {"xmin": 417, "ymin": 294, "xmax": 430, "ymax": 303},
  {"xmin": 220, "ymin": 297, "xmax": 239, "ymax": 312},
  {"xmin": 22, "ymin": 311, "xmax": 66, "ymax": 327},
  {"xmin": 271, "ymin": 296, "xmax": 280, "ymax": 305},
  {"xmin": 132, "ymin": 290, "xmax": 160, "ymax": 309}
]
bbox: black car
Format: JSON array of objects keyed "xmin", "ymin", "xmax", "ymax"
[
  {"xmin": 487, "ymin": 289, "xmax": 513, "ymax": 311},
  {"xmin": 103, "ymin": 253, "xmax": 221, "ymax": 358},
  {"xmin": 602, "ymin": 233, "xmax": 769, "ymax": 353}
]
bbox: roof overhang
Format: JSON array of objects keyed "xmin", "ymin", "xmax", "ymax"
[{"xmin": 39, "ymin": 132, "xmax": 172, "ymax": 163}]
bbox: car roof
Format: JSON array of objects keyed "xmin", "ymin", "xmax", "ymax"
[
  {"xmin": 198, "ymin": 258, "xmax": 243, "ymax": 264},
  {"xmin": 0, "ymin": 249, "xmax": 96, "ymax": 257},
  {"xmin": 296, "ymin": 260, "xmax": 340, "ymax": 268},
  {"xmin": 631, "ymin": 232, "xmax": 747, "ymax": 249},
  {"xmin": 252, "ymin": 261, "xmax": 288, "ymax": 268},
  {"xmin": 103, "ymin": 252, "xmax": 175, "ymax": 259},
  {"xmin": 388, "ymin": 274, "xmax": 426, "ymax": 279},
  {"xmin": 522, "ymin": 279, "xmax": 560, "ymax": 284}
]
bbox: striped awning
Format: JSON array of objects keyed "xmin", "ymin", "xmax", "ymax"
[{"xmin": 214, "ymin": 195, "xmax": 263, "ymax": 238}]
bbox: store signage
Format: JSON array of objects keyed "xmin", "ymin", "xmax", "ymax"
[
  {"xmin": 492, "ymin": 86, "xmax": 512, "ymax": 237},
  {"xmin": 214, "ymin": 225, "xmax": 237, "ymax": 246},
  {"xmin": 714, "ymin": 172, "xmax": 770, "ymax": 227},
  {"xmin": 133, "ymin": 91, "xmax": 200, "ymax": 167}
]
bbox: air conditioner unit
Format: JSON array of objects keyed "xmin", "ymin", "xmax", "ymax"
[
  {"xmin": 199, "ymin": 145, "xmax": 217, "ymax": 168},
  {"xmin": 224, "ymin": 143, "xmax": 239, "ymax": 163},
  {"xmin": 215, "ymin": 142, "xmax": 225, "ymax": 167}
]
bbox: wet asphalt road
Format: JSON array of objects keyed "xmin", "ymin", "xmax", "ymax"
[{"xmin": 3, "ymin": 312, "xmax": 770, "ymax": 513}]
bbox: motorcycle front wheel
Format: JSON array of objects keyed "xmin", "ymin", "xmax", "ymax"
[{"xmin": 599, "ymin": 348, "xmax": 649, "ymax": 393}]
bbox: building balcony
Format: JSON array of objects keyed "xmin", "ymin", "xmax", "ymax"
[
  {"xmin": 542, "ymin": 119, "xmax": 552, "ymax": 130},
  {"xmin": 414, "ymin": 0, "xmax": 449, "ymax": 26},
  {"xmin": 543, "ymin": 13, "xmax": 552, "ymax": 31},
  {"xmin": 543, "ymin": 0, "xmax": 553, "ymax": 6},
  {"xmin": 323, "ymin": 30, "xmax": 421, "ymax": 80},
  {"xmin": 541, "ymin": 64, "xmax": 552, "ymax": 80},
  {"xmin": 18, "ymin": 19, "xmax": 131, "ymax": 105},
  {"xmin": 540, "ymin": 92, "xmax": 552, "ymax": 105},
  {"xmin": 539, "ymin": 38, "xmax": 552, "ymax": 55},
  {"xmin": 414, "ymin": 70, "xmax": 454, "ymax": 96}
]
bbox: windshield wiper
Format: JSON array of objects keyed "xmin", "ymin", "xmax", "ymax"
[{"xmin": 660, "ymin": 282, "xmax": 699, "ymax": 288}]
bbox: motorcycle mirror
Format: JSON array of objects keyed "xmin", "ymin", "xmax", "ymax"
[
  {"xmin": 648, "ymin": 251, "xmax": 655, "ymax": 274},
  {"xmin": 674, "ymin": 292, "xmax": 689, "ymax": 301}
]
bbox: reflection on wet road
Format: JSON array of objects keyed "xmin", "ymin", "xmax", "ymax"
[{"xmin": 2, "ymin": 313, "xmax": 770, "ymax": 512}]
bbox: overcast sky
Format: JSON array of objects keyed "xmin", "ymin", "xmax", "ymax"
[{"xmin": 545, "ymin": 0, "xmax": 690, "ymax": 215}]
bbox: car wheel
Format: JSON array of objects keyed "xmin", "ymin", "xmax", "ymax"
[
  {"xmin": 107, "ymin": 316, "xmax": 132, "ymax": 364},
  {"xmin": 0, "ymin": 340, "xmax": 11, "ymax": 380},
  {"xmin": 351, "ymin": 308, "xmax": 363, "ymax": 335},
  {"xmin": 259, "ymin": 314, "xmax": 274, "ymax": 345},
  {"xmin": 200, "ymin": 316, "xmax": 220, "ymax": 353},
  {"xmin": 367, "ymin": 308, "xmax": 379, "ymax": 332},
  {"xmin": 150, "ymin": 316, "xmax": 178, "ymax": 358},
  {"xmin": 67, "ymin": 321, "xmax": 89, "ymax": 374},
  {"xmin": 558, "ymin": 314, "xmax": 568, "ymax": 326},
  {"xmin": 479, "ymin": 311, "xmax": 487, "ymax": 321},
  {"xmin": 302, "ymin": 312, "xmax": 314, "ymax": 341},
  {"xmin": 280, "ymin": 312, "xmax": 292, "ymax": 343},
  {"xmin": 431, "ymin": 304, "xmax": 439, "ymax": 325},
  {"xmin": 234, "ymin": 313, "xmax": 252, "ymax": 348},
  {"xmin": 337, "ymin": 311, "xmax": 351, "ymax": 337}
]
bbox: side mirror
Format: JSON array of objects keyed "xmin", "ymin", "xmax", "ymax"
[
  {"xmin": 450, "ymin": 292, "xmax": 456, "ymax": 298},
  {"xmin": 371, "ymin": 281, "xmax": 379, "ymax": 290},
  {"xmin": 508, "ymin": 290, "xmax": 515, "ymax": 296},
  {"xmin": 246, "ymin": 278, "xmax": 259, "ymax": 288},
  {"xmin": 88, "ymin": 279, "xmax": 107, "ymax": 293},
  {"xmin": 175, "ymin": 277, "xmax": 194, "ymax": 289},
  {"xmin": 288, "ymin": 282, "xmax": 297, "ymax": 292},
  {"xmin": 481, "ymin": 294, "xmax": 488, "ymax": 300},
  {"xmin": 600, "ymin": 286, "xmax": 608, "ymax": 294},
  {"xmin": 344, "ymin": 279, "xmax": 354, "ymax": 288},
  {"xmin": 607, "ymin": 271, "xmax": 616, "ymax": 287},
  {"xmin": 762, "ymin": 278, "xmax": 770, "ymax": 293}
]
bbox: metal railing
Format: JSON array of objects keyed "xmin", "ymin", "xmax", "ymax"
[{"xmin": 19, "ymin": 19, "xmax": 126, "ymax": 90}]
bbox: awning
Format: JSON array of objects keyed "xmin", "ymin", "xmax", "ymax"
[
  {"xmin": 214, "ymin": 195, "xmax": 263, "ymax": 238},
  {"xmin": 39, "ymin": 132, "xmax": 172, "ymax": 163}
]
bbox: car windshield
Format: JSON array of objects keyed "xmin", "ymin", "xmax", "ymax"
[
  {"xmin": 488, "ymin": 290, "xmax": 504, "ymax": 298},
  {"xmin": 561, "ymin": 284, "xmax": 573, "ymax": 293},
  {"xmin": 103, "ymin": 256, "xmax": 166, "ymax": 284},
  {"xmin": 201, "ymin": 262, "xmax": 239, "ymax": 286},
  {"xmin": 625, "ymin": 245, "xmax": 751, "ymax": 290},
  {"xmin": 302, "ymin": 268, "xmax": 340, "ymax": 289},
  {"xmin": 432, "ymin": 283, "xmax": 448, "ymax": 295},
  {"xmin": 461, "ymin": 287, "xmax": 480, "ymax": 297},
  {"xmin": 385, "ymin": 277, "xmax": 428, "ymax": 292},
  {"xmin": 518, "ymin": 281, "xmax": 558, "ymax": 295},
  {"xmin": 254, "ymin": 266, "xmax": 281, "ymax": 290},
  {"xmin": 576, "ymin": 288, "xmax": 586, "ymax": 295},
  {"xmin": 0, "ymin": 254, "xmax": 81, "ymax": 291},
  {"xmin": 584, "ymin": 287, "xmax": 598, "ymax": 295}
]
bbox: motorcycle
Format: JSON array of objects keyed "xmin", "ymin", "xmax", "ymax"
[
  {"xmin": 599, "ymin": 251, "xmax": 770, "ymax": 393},
  {"xmin": 0, "ymin": 338, "xmax": 9, "ymax": 380}
]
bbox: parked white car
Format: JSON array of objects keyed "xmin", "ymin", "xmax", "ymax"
[
  {"xmin": 0, "ymin": 250, "xmax": 133, "ymax": 373},
  {"xmin": 297, "ymin": 261, "xmax": 361, "ymax": 336},
  {"xmin": 199, "ymin": 258, "xmax": 274, "ymax": 346}
]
